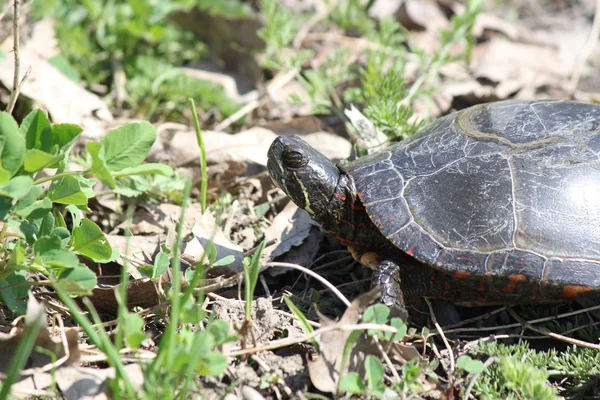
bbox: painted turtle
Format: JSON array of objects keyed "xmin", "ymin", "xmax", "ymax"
[{"xmin": 267, "ymin": 99, "xmax": 600, "ymax": 313}]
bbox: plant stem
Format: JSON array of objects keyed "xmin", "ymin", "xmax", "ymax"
[
  {"xmin": 5, "ymin": 0, "xmax": 20, "ymax": 114},
  {"xmin": 33, "ymin": 170, "xmax": 90, "ymax": 185},
  {"xmin": 189, "ymin": 98, "xmax": 208, "ymax": 213}
]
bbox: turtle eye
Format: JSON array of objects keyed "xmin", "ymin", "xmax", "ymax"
[{"xmin": 283, "ymin": 151, "xmax": 307, "ymax": 168}]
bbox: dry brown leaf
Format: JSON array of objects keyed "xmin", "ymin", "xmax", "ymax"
[
  {"xmin": 184, "ymin": 210, "xmax": 244, "ymax": 275},
  {"xmin": 151, "ymin": 128, "xmax": 351, "ymax": 187},
  {"xmin": 259, "ymin": 116, "xmax": 322, "ymax": 135},
  {"xmin": 472, "ymin": 35, "xmax": 585, "ymax": 94},
  {"xmin": 367, "ymin": 0, "xmax": 403, "ymax": 19},
  {"xmin": 105, "ymin": 234, "xmax": 161, "ymax": 278},
  {"xmin": 397, "ymin": 0, "xmax": 449, "ymax": 32},
  {"xmin": 0, "ymin": 19, "xmax": 112, "ymax": 127},
  {"xmin": 307, "ymin": 288, "xmax": 381, "ymax": 393},
  {"xmin": 262, "ymin": 202, "xmax": 322, "ymax": 275},
  {"xmin": 87, "ymin": 278, "xmax": 160, "ymax": 315},
  {"xmin": 116, "ymin": 203, "xmax": 204, "ymax": 238},
  {"xmin": 55, "ymin": 363, "xmax": 144, "ymax": 400},
  {"xmin": 0, "ymin": 294, "xmax": 80, "ymax": 398}
]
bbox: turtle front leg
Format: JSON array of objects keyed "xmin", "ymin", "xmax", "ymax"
[
  {"xmin": 372, "ymin": 260, "xmax": 409, "ymax": 321},
  {"xmin": 348, "ymin": 247, "xmax": 409, "ymax": 320}
]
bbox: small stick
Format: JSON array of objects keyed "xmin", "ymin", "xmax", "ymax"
[
  {"xmin": 507, "ymin": 308, "xmax": 600, "ymax": 350},
  {"xmin": 424, "ymin": 298, "xmax": 455, "ymax": 373},
  {"xmin": 5, "ymin": 0, "xmax": 21, "ymax": 114},
  {"xmin": 463, "ymin": 356, "xmax": 496, "ymax": 400}
]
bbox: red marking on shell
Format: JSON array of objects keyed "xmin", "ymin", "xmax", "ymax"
[
  {"xmin": 502, "ymin": 274, "xmax": 526, "ymax": 293},
  {"xmin": 457, "ymin": 256, "xmax": 477, "ymax": 264},
  {"xmin": 405, "ymin": 244, "xmax": 417, "ymax": 256},
  {"xmin": 334, "ymin": 192, "xmax": 347, "ymax": 201},
  {"xmin": 337, "ymin": 217, "xmax": 354, "ymax": 227},
  {"xmin": 514, "ymin": 259, "xmax": 530, "ymax": 266},
  {"xmin": 453, "ymin": 270, "xmax": 471, "ymax": 279},
  {"xmin": 443, "ymin": 282, "xmax": 451, "ymax": 297},
  {"xmin": 331, "ymin": 232, "xmax": 371, "ymax": 249},
  {"xmin": 560, "ymin": 285, "xmax": 593, "ymax": 299}
]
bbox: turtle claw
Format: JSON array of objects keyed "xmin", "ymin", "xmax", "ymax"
[{"xmin": 372, "ymin": 260, "xmax": 409, "ymax": 321}]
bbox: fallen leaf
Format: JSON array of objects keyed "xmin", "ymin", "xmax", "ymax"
[
  {"xmin": 262, "ymin": 202, "xmax": 322, "ymax": 276},
  {"xmin": 397, "ymin": 0, "xmax": 449, "ymax": 32},
  {"xmin": 87, "ymin": 278, "xmax": 160, "ymax": 315},
  {"xmin": 0, "ymin": 294, "xmax": 80, "ymax": 397},
  {"xmin": 185, "ymin": 211, "xmax": 244, "ymax": 275},
  {"xmin": 307, "ymin": 288, "xmax": 381, "ymax": 393}
]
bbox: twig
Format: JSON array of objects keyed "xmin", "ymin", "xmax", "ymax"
[
  {"xmin": 5, "ymin": 0, "xmax": 21, "ymax": 114},
  {"xmin": 507, "ymin": 308, "xmax": 600, "ymax": 350},
  {"xmin": 424, "ymin": 298, "xmax": 455, "ymax": 373},
  {"xmin": 226, "ymin": 322, "xmax": 400, "ymax": 357},
  {"xmin": 266, "ymin": 261, "xmax": 351, "ymax": 307},
  {"xmin": 291, "ymin": 0, "xmax": 338, "ymax": 49},
  {"xmin": 439, "ymin": 303, "xmax": 600, "ymax": 336},
  {"xmin": 463, "ymin": 356, "xmax": 496, "ymax": 400},
  {"xmin": 213, "ymin": 68, "xmax": 298, "ymax": 131},
  {"xmin": 373, "ymin": 336, "xmax": 401, "ymax": 383},
  {"xmin": 251, "ymin": 355, "xmax": 293, "ymax": 397},
  {"xmin": 569, "ymin": 0, "xmax": 600, "ymax": 95}
]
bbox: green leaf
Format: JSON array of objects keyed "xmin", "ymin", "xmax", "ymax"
[
  {"xmin": 43, "ymin": 248, "xmax": 80, "ymax": 269},
  {"xmin": 0, "ymin": 112, "xmax": 25, "ymax": 182},
  {"xmin": 23, "ymin": 149, "xmax": 56, "ymax": 172},
  {"xmin": 0, "ymin": 270, "xmax": 28, "ymax": 314},
  {"xmin": 38, "ymin": 212, "xmax": 56, "ymax": 237},
  {"xmin": 0, "ymin": 176, "xmax": 34, "ymax": 200},
  {"xmin": 244, "ymin": 239, "xmax": 266, "ymax": 320},
  {"xmin": 33, "ymin": 231, "xmax": 62, "ymax": 256},
  {"xmin": 365, "ymin": 355, "xmax": 385, "ymax": 391},
  {"xmin": 16, "ymin": 197, "xmax": 52, "ymax": 219},
  {"xmin": 51, "ymin": 124, "xmax": 82, "ymax": 150},
  {"xmin": 20, "ymin": 109, "xmax": 53, "ymax": 151},
  {"xmin": 457, "ymin": 355, "xmax": 485, "ymax": 374},
  {"xmin": 212, "ymin": 255, "xmax": 235, "ymax": 267},
  {"xmin": 363, "ymin": 304, "xmax": 390, "ymax": 336},
  {"xmin": 7, "ymin": 241, "xmax": 26, "ymax": 267},
  {"xmin": 112, "ymin": 163, "xmax": 173, "ymax": 177},
  {"xmin": 16, "ymin": 186, "xmax": 42, "ymax": 210},
  {"xmin": 283, "ymin": 296, "xmax": 314, "ymax": 334},
  {"xmin": 56, "ymin": 264, "xmax": 97, "ymax": 295},
  {"xmin": 101, "ymin": 121, "xmax": 157, "ymax": 171},
  {"xmin": 339, "ymin": 372, "xmax": 366, "ymax": 395},
  {"xmin": 49, "ymin": 55, "xmax": 80, "ymax": 82},
  {"xmin": 386, "ymin": 317, "xmax": 407, "ymax": 342},
  {"xmin": 197, "ymin": 351, "xmax": 228, "ymax": 376},
  {"xmin": 34, "ymin": 235, "xmax": 79, "ymax": 268},
  {"xmin": 152, "ymin": 251, "xmax": 169, "ymax": 279},
  {"xmin": 207, "ymin": 320, "xmax": 237, "ymax": 346},
  {"xmin": 71, "ymin": 219, "xmax": 113, "ymax": 262},
  {"xmin": 87, "ymin": 142, "xmax": 115, "ymax": 189},
  {"xmin": 123, "ymin": 312, "xmax": 147, "ymax": 349},
  {"xmin": 48, "ymin": 176, "xmax": 88, "ymax": 205},
  {"xmin": 65, "ymin": 205, "xmax": 83, "ymax": 228}
]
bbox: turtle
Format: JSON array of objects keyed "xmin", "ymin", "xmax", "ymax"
[{"xmin": 267, "ymin": 99, "xmax": 600, "ymax": 315}]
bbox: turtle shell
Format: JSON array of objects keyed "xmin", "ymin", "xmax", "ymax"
[{"xmin": 343, "ymin": 99, "xmax": 600, "ymax": 295}]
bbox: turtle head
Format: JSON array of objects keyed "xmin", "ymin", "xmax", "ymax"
[{"xmin": 268, "ymin": 135, "xmax": 340, "ymax": 220}]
